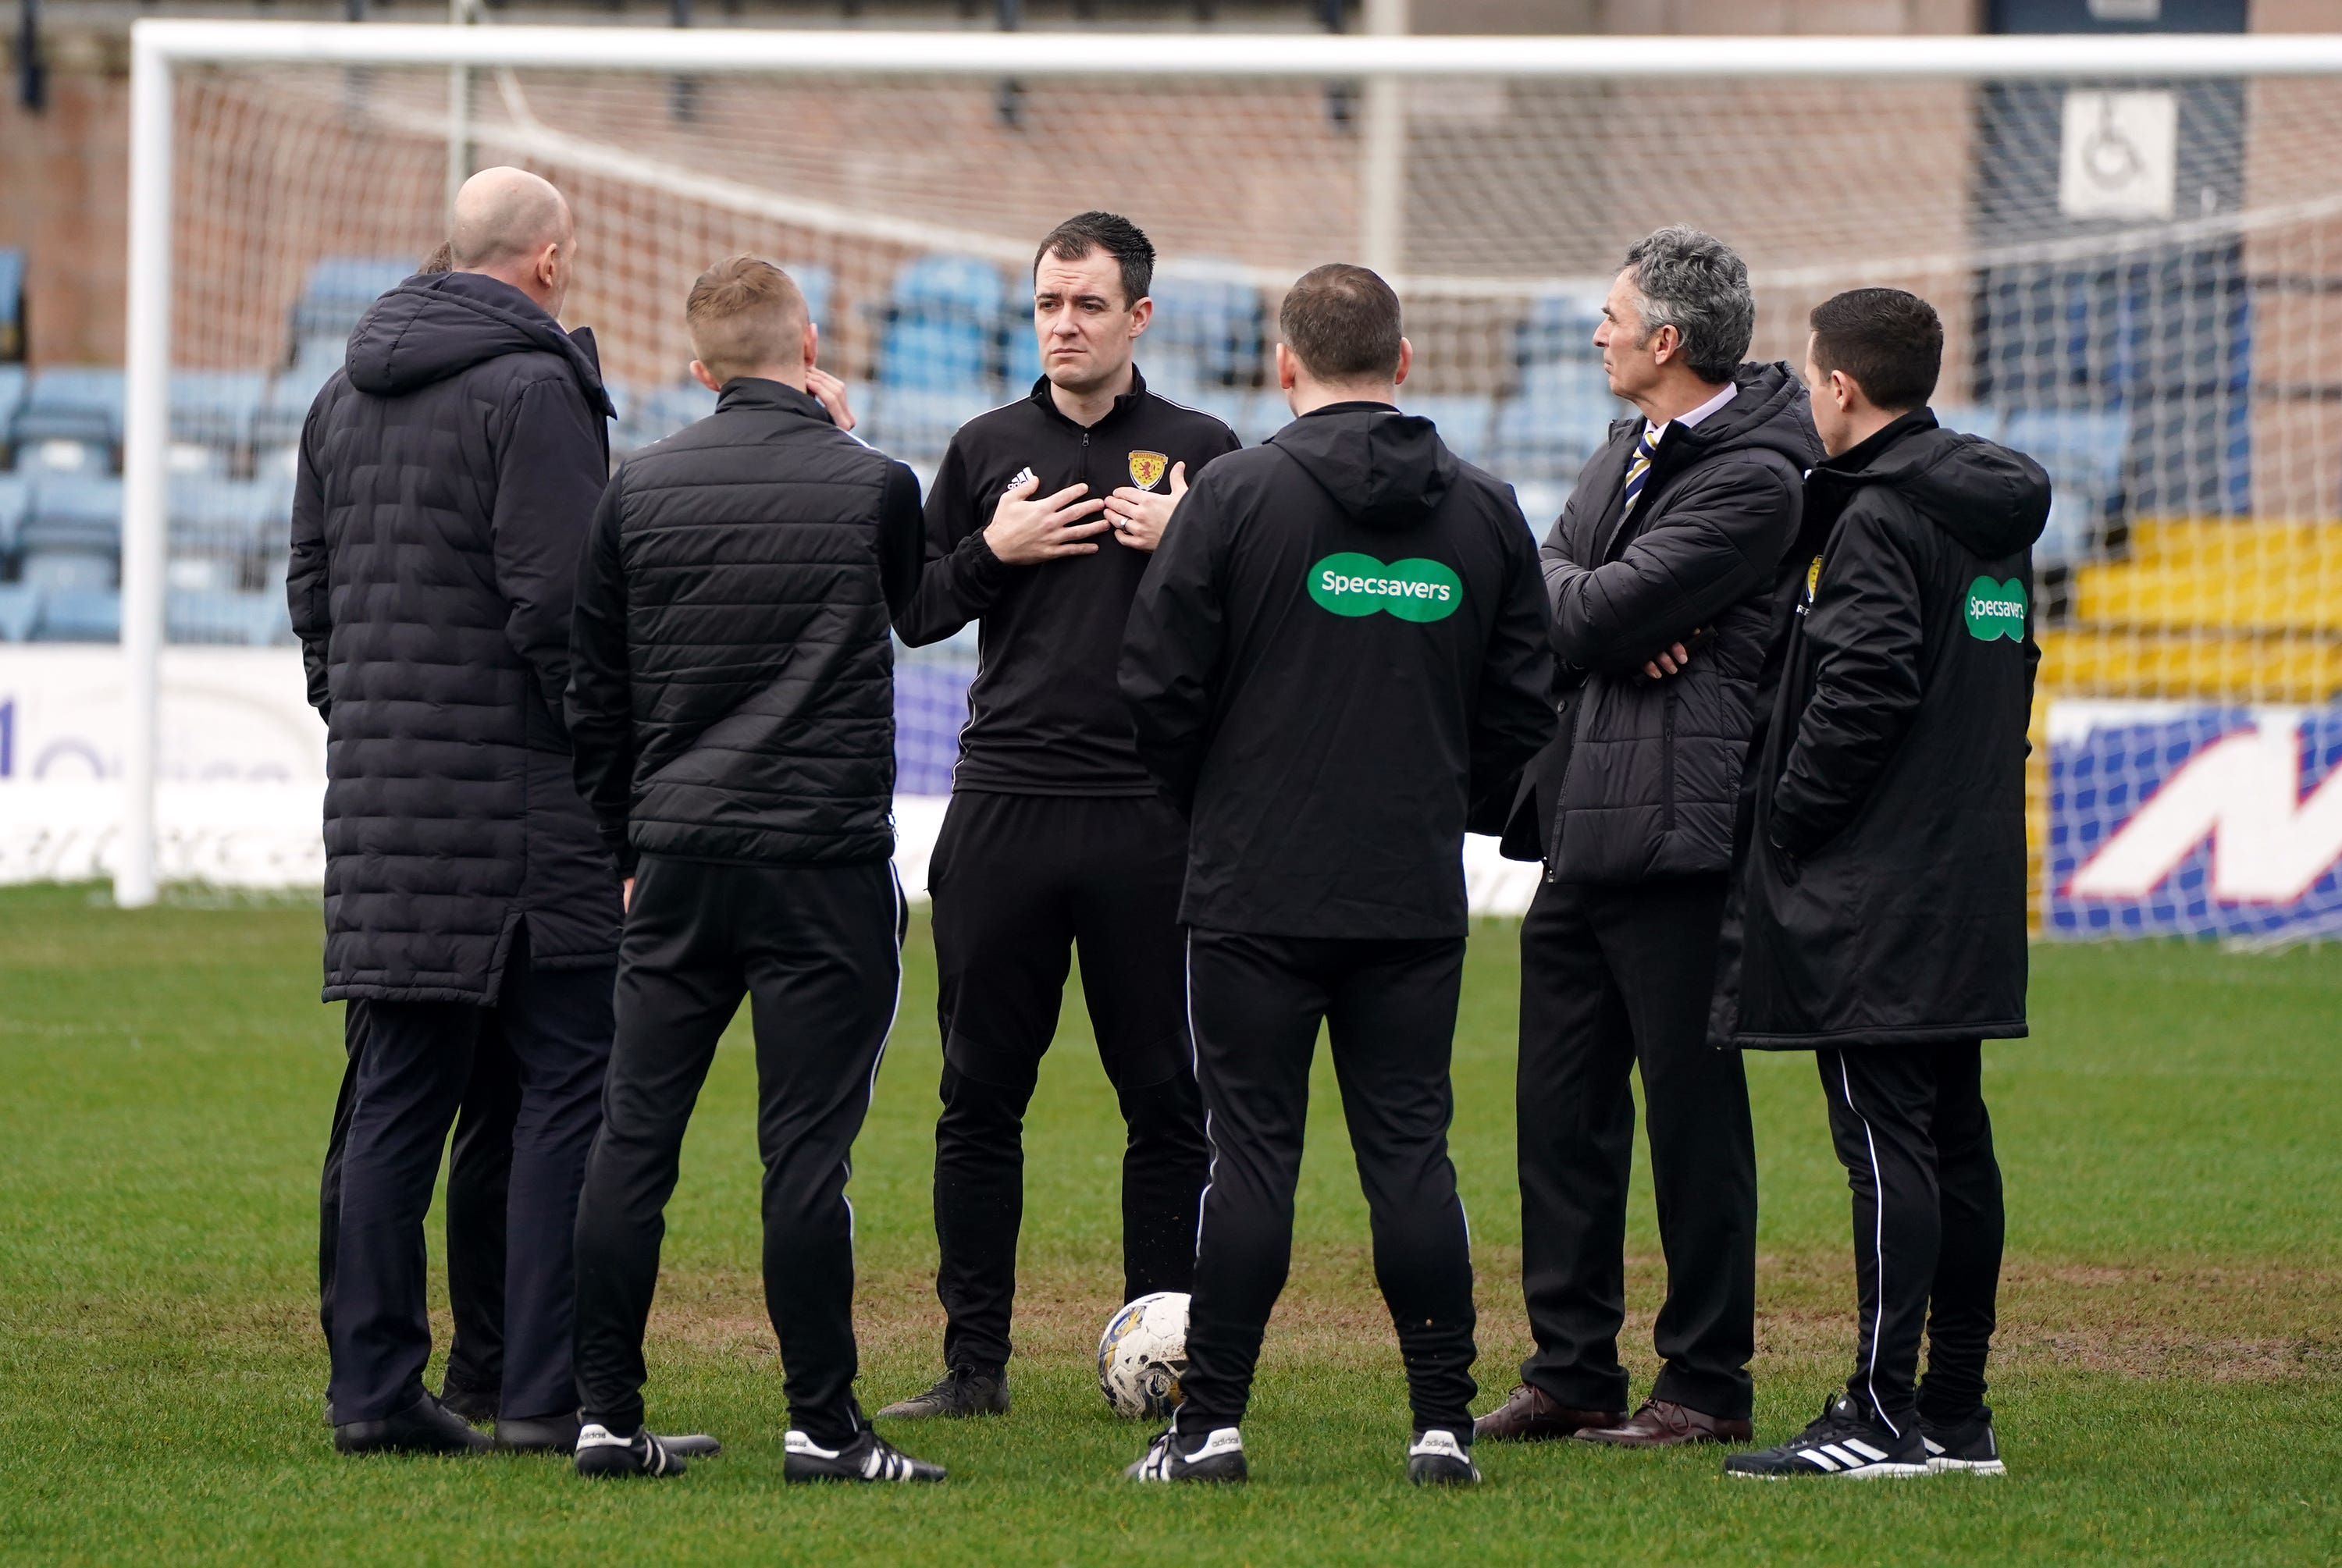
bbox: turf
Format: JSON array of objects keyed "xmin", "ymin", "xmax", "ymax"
[{"xmin": 1, "ymin": 880, "xmax": 2336, "ymax": 1565}]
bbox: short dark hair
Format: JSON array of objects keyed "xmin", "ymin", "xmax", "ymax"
[
  {"xmin": 1279, "ymin": 263, "xmax": 1403, "ymax": 384},
  {"xmin": 1809, "ymin": 288, "xmax": 1943, "ymax": 414},
  {"xmin": 1033, "ymin": 211, "xmax": 1155, "ymax": 309}
]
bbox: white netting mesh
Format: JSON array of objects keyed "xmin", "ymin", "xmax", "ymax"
[{"xmin": 107, "ymin": 42, "xmax": 2342, "ymax": 902}]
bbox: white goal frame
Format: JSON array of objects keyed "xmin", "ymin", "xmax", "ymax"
[{"xmin": 114, "ymin": 17, "xmax": 2342, "ymax": 905}]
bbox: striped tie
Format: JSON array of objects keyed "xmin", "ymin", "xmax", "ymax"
[{"xmin": 1619, "ymin": 422, "xmax": 1660, "ymax": 521}]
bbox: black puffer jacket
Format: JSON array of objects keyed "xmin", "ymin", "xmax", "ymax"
[
  {"xmin": 1121, "ymin": 401, "xmax": 1553, "ymax": 940},
  {"xmin": 287, "ymin": 270, "xmax": 621, "ymax": 1004},
  {"xmin": 566, "ymin": 378, "xmax": 925, "ymax": 873},
  {"xmin": 1727, "ymin": 411, "xmax": 2048, "ymax": 1049},
  {"xmin": 1506, "ymin": 362, "xmax": 1819, "ymax": 883}
]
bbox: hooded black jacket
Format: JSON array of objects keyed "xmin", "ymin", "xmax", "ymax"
[
  {"xmin": 1727, "ymin": 411, "xmax": 2049, "ymax": 1050},
  {"xmin": 1506, "ymin": 362, "xmax": 1820, "ymax": 884},
  {"xmin": 565, "ymin": 378, "xmax": 925, "ymax": 874},
  {"xmin": 1120, "ymin": 401, "xmax": 1554, "ymax": 940},
  {"xmin": 287, "ymin": 270, "xmax": 621, "ymax": 1004}
]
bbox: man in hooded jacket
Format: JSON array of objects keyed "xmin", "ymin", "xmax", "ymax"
[
  {"xmin": 288, "ymin": 169, "xmax": 622, "ymax": 1455},
  {"xmin": 1119, "ymin": 264, "xmax": 1552, "ymax": 1487},
  {"xmin": 1482, "ymin": 227, "xmax": 1818, "ymax": 1449},
  {"xmin": 1723, "ymin": 288, "xmax": 2046, "ymax": 1481}
]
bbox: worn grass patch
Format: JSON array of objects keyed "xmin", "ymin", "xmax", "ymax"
[{"xmin": 1, "ymin": 882, "xmax": 2337, "ymax": 1564}]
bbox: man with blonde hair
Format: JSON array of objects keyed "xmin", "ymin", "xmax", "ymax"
[{"xmin": 564, "ymin": 255, "xmax": 940, "ymax": 1484}]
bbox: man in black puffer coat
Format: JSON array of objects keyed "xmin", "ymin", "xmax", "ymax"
[
  {"xmin": 288, "ymin": 169, "xmax": 621, "ymax": 1456},
  {"xmin": 1482, "ymin": 227, "xmax": 1819, "ymax": 1451},
  {"xmin": 562, "ymin": 256, "xmax": 941, "ymax": 1485},
  {"xmin": 1722, "ymin": 290, "xmax": 2047, "ymax": 1483}
]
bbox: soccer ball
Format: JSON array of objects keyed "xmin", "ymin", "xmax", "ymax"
[{"xmin": 1097, "ymin": 1291, "xmax": 1190, "ymax": 1420}]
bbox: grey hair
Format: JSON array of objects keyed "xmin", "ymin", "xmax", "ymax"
[{"xmin": 1621, "ymin": 225, "xmax": 1755, "ymax": 384}]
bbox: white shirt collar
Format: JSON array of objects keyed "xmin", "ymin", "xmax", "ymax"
[{"xmin": 1646, "ymin": 381, "xmax": 1739, "ymax": 441}]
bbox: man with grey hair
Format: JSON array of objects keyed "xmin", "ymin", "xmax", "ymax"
[{"xmin": 1478, "ymin": 225, "xmax": 1820, "ymax": 1449}]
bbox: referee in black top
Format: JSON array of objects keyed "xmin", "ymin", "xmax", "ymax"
[{"xmin": 883, "ymin": 212, "xmax": 1240, "ymax": 1418}]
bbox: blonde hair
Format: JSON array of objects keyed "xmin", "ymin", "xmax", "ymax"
[{"xmin": 686, "ymin": 255, "xmax": 810, "ymax": 384}]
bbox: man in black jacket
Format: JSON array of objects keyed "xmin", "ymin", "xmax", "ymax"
[
  {"xmin": 882, "ymin": 212, "xmax": 1236, "ymax": 1420},
  {"xmin": 1480, "ymin": 226, "xmax": 1818, "ymax": 1450},
  {"xmin": 289, "ymin": 168, "xmax": 623, "ymax": 1456},
  {"xmin": 1723, "ymin": 290, "xmax": 2046, "ymax": 1482},
  {"xmin": 564, "ymin": 256, "xmax": 941, "ymax": 1484},
  {"xmin": 1119, "ymin": 264, "xmax": 1552, "ymax": 1487}
]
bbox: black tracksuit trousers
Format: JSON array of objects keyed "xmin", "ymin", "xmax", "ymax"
[
  {"xmin": 324, "ymin": 925, "xmax": 615, "ymax": 1425},
  {"xmin": 319, "ymin": 1012, "xmax": 519, "ymax": 1416},
  {"xmin": 1177, "ymin": 928, "xmax": 1478, "ymax": 1437},
  {"xmin": 1816, "ymin": 1041, "xmax": 2005, "ymax": 1434},
  {"xmin": 926, "ymin": 791, "xmax": 1209, "ymax": 1374},
  {"xmin": 572, "ymin": 855, "xmax": 903, "ymax": 1446},
  {"xmin": 1515, "ymin": 873, "xmax": 1758, "ymax": 1421}
]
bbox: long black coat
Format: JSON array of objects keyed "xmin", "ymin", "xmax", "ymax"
[
  {"xmin": 1505, "ymin": 362, "xmax": 1819, "ymax": 884},
  {"xmin": 287, "ymin": 271, "xmax": 621, "ymax": 1004},
  {"xmin": 1726, "ymin": 411, "xmax": 2048, "ymax": 1049}
]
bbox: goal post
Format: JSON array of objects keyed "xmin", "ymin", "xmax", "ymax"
[{"xmin": 114, "ymin": 19, "xmax": 2342, "ymax": 915}]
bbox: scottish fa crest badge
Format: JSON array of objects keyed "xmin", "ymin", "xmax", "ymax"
[{"xmin": 1127, "ymin": 450, "xmax": 1169, "ymax": 491}]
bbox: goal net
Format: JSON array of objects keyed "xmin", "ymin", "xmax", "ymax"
[{"xmin": 109, "ymin": 23, "xmax": 2342, "ymax": 926}]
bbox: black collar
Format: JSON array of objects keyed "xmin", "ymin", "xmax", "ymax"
[
  {"xmin": 1300, "ymin": 398, "xmax": 1399, "ymax": 419},
  {"xmin": 716, "ymin": 377, "xmax": 835, "ymax": 423},
  {"xmin": 1818, "ymin": 407, "xmax": 1937, "ymax": 477},
  {"xmin": 1026, "ymin": 364, "xmax": 1151, "ymax": 430}
]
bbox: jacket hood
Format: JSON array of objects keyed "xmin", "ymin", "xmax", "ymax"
[
  {"xmin": 345, "ymin": 271, "xmax": 614, "ymax": 415},
  {"xmin": 1669, "ymin": 360, "xmax": 1824, "ymax": 469},
  {"xmin": 1823, "ymin": 411, "xmax": 2052, "ymax": 559},
  {"xmin": 1269, "ymin": 401, "xmax": 1457, "ymax": 530}
]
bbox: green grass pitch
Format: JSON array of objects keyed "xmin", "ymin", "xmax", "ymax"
[{"xmin": 1, "ymin": 880, "xmax": 2337, "ymax": 1564}]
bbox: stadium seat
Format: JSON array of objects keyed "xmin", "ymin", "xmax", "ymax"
[
  {"xmin": 170, "ymin": 475, "xmax": 285, "ymax": 560},
  {"xmin": 1146, "ymin": 271, "xmax": 1264, "ymax": 390},
  {"xmin": 1929, "ymin": 402, "xmax": 2005, "ymax": 440},
  {"xmin": 0, "ymin": 247, "xmax": 22, "ymax": 361},
  {"xmin": 871, "ymin": 382, "xmax": 1002, "ymax": 466},
  {"xmin": 881, "ymin": 254, "xmax": 1007, "ymax": 391},
  {"xmin": 22, "ymin": 472, "xmax": 123, "ymax": 553},
  {"xmin": 167, "ymin": 588, "xmax": 292, "ymax": 645},
  {"xmin": 0, "ymin": 364, "xmax": 25, "ymax": 459},
  {"xmin": 2002, "ymin": 407, "xmax": 2128, "ymax": 565},
  {"xmin": 790, "ymin": 264, "xmax": 836, "ymax": 333},
  {"xmin": 0, "ymin": 581, "xmax": 38, "ymax": 642},
  {"xmin": 1405, "ymin": 394, "xmax": 1497, "ymax": 469},
  {"xmin": 1490, "ymin": 361, "xmax": 1625, "ymax": 482},
  {"xmin": 1514, "ymin": 293, "xmax": 1607, "ymax": 369},
  {"xmin": 614, "ymin": 380, "xmax": 717, "ymax": 453},
  {"xmin": 169, "ymin": 369, "xmax": 270, "ymax": 453},
  {"xmin": 1004, "ymin": 324, "xmax": 1041, "ymax": 392},
  {"xmin": 254, "ymin": 340, "xmax": 347, "ymax": 451},
  {"xmin": 30, "ymin": 586, "xmax": 121, "ymax": 642},
  {"xmin": 0, "ymin": 471, "xmax": 28, "ymax": 558},
  {"xmin": 288, "ymin": 256, "xmax": 414, "ymax": 353},
  {"xmin": 11, "ymin": 366, "xmax": 125, "ymax": 468}
]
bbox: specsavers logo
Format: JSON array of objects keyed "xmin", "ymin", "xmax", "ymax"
[
  {"xmin": 1308, "ymin": 553, "xmax": 1463, "ymax": 623},
  {"xmin": 1965, "ymin": 576, "xmax": 2027, "ymax": 642}
]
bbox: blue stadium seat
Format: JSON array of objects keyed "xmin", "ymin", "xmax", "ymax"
[
  {"xmin": 12, "ymin": 366, "xmax": 125, "ymax": 466},
  {"xmin": 0, "ymin": 471, "xmax": 29, "ymax": 558},
  {"xmin": 31, "ymin": 586, "xmax": 121, "ymax": 642},
  {"xmin": 1004, "ymin": 323, "xmax": 1041, "ymax": 393},
  {"xmin": 0, "ymin": 364, "xmax": 25, "ymax": 454},
  {"xmin": 871, "ymin": 382, "xmax": 1002, "ymax": 466},
  {"xmin": 1405, "ymin": 394, "xmax": 1497, "ymax": 469},
  {"xmin": 254, "ymin": 340, "xmax": 347, "ymax": 451},
  {"xmin": 1515, "ymin": 293, "xmax": 1608, "ymax": 369},
  {"xmin": 170, "ymin": 370, "xmax": 270, "ymax": 453},
  {"xmin": 1147, "ymin": 272, "xmax": 1263, "ymax": 389},
  {"xmin": 2002, "ymin": 407, "xmax": 2130, "ymax": 564},
  {"xmin": 167, "ymin": 588, "xmax": 290, "ymax": 645},
  {"xmin": 789, "ymin": 265, "xmax": 835, "ymax": 333},
  {"xmin": 614, "ymin": 380, "xmax": 717, "ymax": 453},
  {"xmin": 170, "ymin": 475, "xmax": 283, "ymax": 556},
  {"xmin": 881, "ymin": 254, "xmax": 1007, "ymax": 391},
  {"xmin": 1929, "ymin": 402, "xmax": 2005, "ymax": 440},
  {"xmin": 1490, "ymin": 362, "xmax": 1627, "ymax": 482},
  {"xmin": 23, "ymin": 472, "xmax": 122, "ymax": 552},
  {"xmin": 290, "ymin": 257, "xmax": 414, "ymax": 353},
  {"xmin": 0, "ymin": 582, "xmax": 39, "ymax": 642},
  {"xmin": 0, "ymin": 247, "xmax": 22, "ymax": 361}
]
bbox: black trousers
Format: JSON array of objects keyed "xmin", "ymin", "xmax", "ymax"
[
  {"xmin": 572, "ymin": 855, "xmax": 903, "ymax": 1446},
  {"xmin": 926, "ymin": 791, "xmax": 1208, "ymax": 1374},
  {"xmin": 1817, "ymin": 1041, "xmax": 2004, "ymax": 1435},
  {"xmin": 325, "ymin": 927, "xmax": 615, "ymax": 1425},
  {"xmin": 1515, "ymin": 873, "xmax": 1757, "ymax": 1420},
  {"xmin": 1177, "ymin": 928, "xmax": 1477, "ymax": 1435},
  {"xmin": 319, "ymin": 1011, "xmax": 519, "ymax": 1415}
]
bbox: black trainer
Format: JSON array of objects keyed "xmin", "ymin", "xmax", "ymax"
[
  {"xmin": 1921, "ymin": 1406, "xmax": 2006, "ymax": 1476},
  {"xmin": 573, "ymin": 1424, "xmax": 693, "ymax": 1479},
  {"xmin": 875, "ymin": 1367, "xmax": 1009, "ymax": 1419},
  {"xmin": 1127, "ymin": 1424, "xmax": 1248, "ymax": 1484},
  {"xmin": 1722, "ymin": 1393, "xmax": 1931, "ymax": 1481},
  {"xmin": 1407, "ymin": 1429, "xmax": 1481, "ymax": 1487},
  {"xmin": 782, "ymin": 1428, "xmax": 946, "ymax": 1483},
  {"xmin": 333, "ymin": 1392, "xmax": 493, "ymax": 1456},
  {"xmin": 439, "ymin": 1382, "xmax": 499, "ymax": 1425},
  {"xmin": 498, "ymin": 1413, "xmax": 723, "ymax": 1459}
]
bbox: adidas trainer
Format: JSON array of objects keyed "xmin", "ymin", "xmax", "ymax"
[
  {"xmin": 782, "ymin": 1428, "xmax": 946, "ymax": 1484},
  {"xmin": 1127, "ymin": 1424, "xmax": 1248, "ymax": 1484},
  {"xmin": 1921, "ymin": 1406, "xmax": 2006, "ymax": 1475},
  {"xmin": 1407, "ymin": 1429, "xmax": 1481, "ymax": 1487},
  {"xmin": 573, "ymin": 1424, "xmax": 692, "ymax": 1479},
  {"xmin": 1722, "ymin": 1393, "xmax": 1931, "ymax": 1481}
]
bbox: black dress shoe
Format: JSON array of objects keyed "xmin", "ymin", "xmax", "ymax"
[
  {"xmin": 497, "ymin": 1413, "xmax": 723, "ymax": 1458},
  {"xmin": 335, "ymin": 1392, "xmax": 493, "ymax": 1455},
  {"xmin": 439, "ymin": 1383, "xmax": 499, "ymax": 1425}
]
